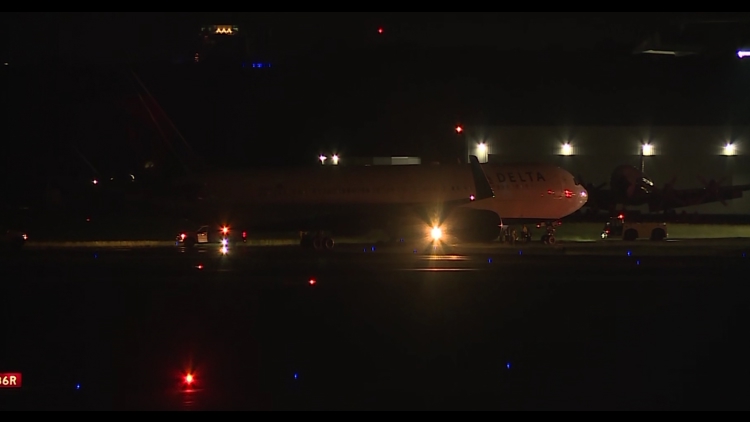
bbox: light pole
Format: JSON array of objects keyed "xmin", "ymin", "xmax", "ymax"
[
  {"xmin": 477, "ymin": 143, "xmax": 488, "ymax": 163},
  {"xmin": 723, "ymin": 143, "xmax": 737, "ymax": 179},
  {"xmin": 640, "ymin": 143, "xmax": 654, "ymax": 173}
]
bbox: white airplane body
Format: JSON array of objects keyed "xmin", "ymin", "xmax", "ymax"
[
  {"xmin": 177, "ymin": 160, "xmax": 588, "ymax": 233},
  {"xmin": 123, "ymin": 72, "xmax": 586, "ymax": 245}
]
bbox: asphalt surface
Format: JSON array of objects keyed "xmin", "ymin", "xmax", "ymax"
[{"xmin": 1, "ymin": 242, "xmax": 750, "ymax": 410}]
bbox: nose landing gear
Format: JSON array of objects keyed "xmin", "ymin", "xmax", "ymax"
[{"xmin": 537, "ymin": 221, "xmax": 561, "ymax": 245}]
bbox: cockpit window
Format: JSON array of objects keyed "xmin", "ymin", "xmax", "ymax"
[{"xmin": 574, "ymin": 177, "xmax": 581, "ymax": 186}]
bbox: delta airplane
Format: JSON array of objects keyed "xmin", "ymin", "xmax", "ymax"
[
  {"xmin": 165, "ymin": 156, "xmax": 588, "ymax": 249},
  {"xmin": 119, "ymin": 71, "xmax": 587, "ymax": 247}
]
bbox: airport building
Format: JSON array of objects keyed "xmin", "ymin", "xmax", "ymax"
[
  {"xmin": 463, "ymin": 125, "xmax": 750, "ymax": 214},
  {"xmin": 321, "ymin": 156, "xmax": 422, "ymax": 166}
]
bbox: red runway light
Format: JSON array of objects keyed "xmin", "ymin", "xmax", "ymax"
[
  {"xmin": 378, "ymin": 28, "xmax": 384, "ymax": 34},
  {"xmin": 309, "ymin": 279, "xmax": 317, "ymax": 286},
  {"xmin": 184, "ymin": 373, "xmax": 195, "ymax": 386}
]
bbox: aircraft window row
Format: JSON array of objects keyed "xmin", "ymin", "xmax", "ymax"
[
  {"xmin": 495, "ymin": 183, "xmax": 532, "ymax": 191},
  {"xmin": 254, "ymin": 188, "xmax": 389, "ymax": 196},
  {"xmin": 253, "ymin": 186, "xmax": 471, "ymax": 195}
]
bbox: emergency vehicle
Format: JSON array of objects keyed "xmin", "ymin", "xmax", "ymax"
[{"xmin": 176, "ymin": 225, "xmax": 247, "ymax": 248}]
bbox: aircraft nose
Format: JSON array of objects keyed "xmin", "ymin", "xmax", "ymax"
[
  {"xmin": 580, "ymin": 185, "xmax": 589, "ymax": 206},
  {"xmin": 567, "ymin": 173, "xmax": 589, "ymax": 212}
]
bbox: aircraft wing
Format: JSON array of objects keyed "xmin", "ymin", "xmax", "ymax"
[
  {"xmin": 648, "ymin": 184, "xmax": 750, "ymax": 212},
  {"xmin": 421, "ymin": 155, "xmax": 495, "ymax": 209},
  {"xmin": 409, "ymin": 155, "xmax": 496, "ymax": 226}
]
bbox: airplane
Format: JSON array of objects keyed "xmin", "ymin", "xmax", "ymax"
[
  {"xmin": 578, "ymin": 164, "xmax": 750, "ymax": 214},
  {"xmin": 95, "ymin": 70, "xmax": 589, "ymax": 248},
  {"xmin": 159, "ymin": 156, "xmax": 589, "ymax": 249}
]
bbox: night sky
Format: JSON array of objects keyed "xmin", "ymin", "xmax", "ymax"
[
  {"xmin": 3, "ymin": 13, "xmax": 750, "ymax": 185},
  {"xmin": 6, "ymin": 13, "xmax": 750, "ymax": 62}
]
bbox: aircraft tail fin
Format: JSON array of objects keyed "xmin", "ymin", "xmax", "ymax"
[
  {"xmin": 125, "ymin": 70, "xmax": 207, "ymax": 178},
  {"xmin": 469, "ymin": 155, "xmax": 495, "ymax": 201}
]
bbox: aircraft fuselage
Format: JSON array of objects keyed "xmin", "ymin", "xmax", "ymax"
[{"xmin": 162, "ymin": 163, "xmax": 587, "ymax": 240}]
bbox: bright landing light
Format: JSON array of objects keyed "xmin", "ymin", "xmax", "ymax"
[
  {"xmin": 642, "ymin": 144, "xmax": 654, "ymax": 156},
  {"xmin": 561, "ymin": 143, "xmax": 573, "ymax": 156},
  {"xmin": 431, "ymin": 227, "xmax": 443, "ymax": 241},
  {"xmin": 724, "ymin": 143, "xmax": 737, "ymax": 156}
]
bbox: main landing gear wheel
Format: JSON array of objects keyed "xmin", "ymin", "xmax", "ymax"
[
  {"xmin": 312, "ymin": 236, "xmax": 334, "ymax": 251},
  {"xmin": 312, "ymin": 237, "xmax": 323, "ymax": 250},
  {"xmin": 301, "ymin": 233, "xmax": 335, "ymax": 251},
  {"xmin": 542, "ymin": 234, "xmax": 556, "ymax": 245}
]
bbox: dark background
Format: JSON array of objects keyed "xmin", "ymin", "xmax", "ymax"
[{"xmin": 2, "ymin": 13, "xmax": 750, "ymax": 186}]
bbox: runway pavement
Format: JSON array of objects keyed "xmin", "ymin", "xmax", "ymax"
[
  {"xmin": 2, "ymin": 241, "xmax": 750, "ymax": 410},
  {"xmin": 6, "ymin": 242, "xmax": 750, "ymax": 263},
  {"xmin": 15, "ymin": 236, "xmax": 750, "ymax": 258}
]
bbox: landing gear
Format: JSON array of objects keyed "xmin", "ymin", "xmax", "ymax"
[
  {"xmin": 300, "ymin": 231, "xmax": 335, "ymax": 251},
  {"xmin": 537, "ymin": 221, "xmax": 561, "ymax": 245},
  {"xmin": 501, "ymin": 223, "xmax": 556, "ymax": 245},
  {"xmin": 500, "ymin": 226, "xmax": 530, "ymax": 244}
]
